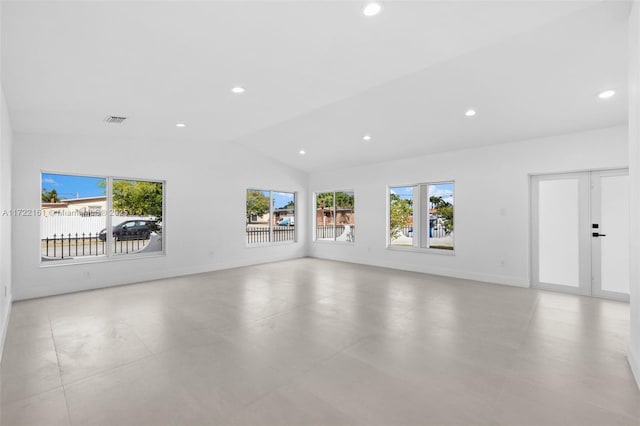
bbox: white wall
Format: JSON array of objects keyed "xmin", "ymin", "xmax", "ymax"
[
  {"xmin": 12, "ymin": 133, "xmax": 307, "ymax": 300},
  {"xmin": 0, "ymin": 87, "xmax": 13, "ymax": 357},
  {"xmin": 627, "ymin": 0, "xmax": 640, "ymax": 390},
  {"xmin": 0, "ymin": 0, "xmax": 12, "ymax": 359},
  {"xmin": 309, "ymin": 126, "xmax": 628, "ymax": 287},
  {"xmin": 0, "ymin": 0, "xmax": 13, "ymax": 359}
]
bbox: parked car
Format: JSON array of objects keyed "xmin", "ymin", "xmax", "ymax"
[
  {"xmin": 99, "ymin": 219, "xmax": 157, "ymax": 241},
  {"xmin": 277, "ymin": 217, "xmax": 295, "ymax": 226}
]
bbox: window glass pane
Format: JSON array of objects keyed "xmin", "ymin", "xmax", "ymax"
[
  {"xmin": 111, "ymin": 179, "xmax": 164, "ymax": 255},
  {"xmin": 41, "ymin": 173, "xmax": 107, "ymax": 262},
  {"xmin": 389, "ymin": 186, "xmax": 414, "ymax": 246},
  {"xmin": 428, "ymin": 182, "xmax": 454, "ymax": 250},
  {"xmin": 335, "ymin": 191, "xmax": 354, "ymax": 243},
  {"xmin": 273, "ymin": 191, "xmax": 295, "ymax": 242},
  {"xmin": 316, "ymin": 192, "xmax": 335, "ymax": 241},
  {"xmin": 246, "ymin": 189, "xmax": 271, "ymax": 244}
]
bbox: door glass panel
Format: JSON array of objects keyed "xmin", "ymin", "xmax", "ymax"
[
  {"xmin": 538, "ymin": 179, "xmax": 580, "ymax": 287},
  {"xmin": 599, "ymin": 175, "xmax": 630, "ymax": 295}
]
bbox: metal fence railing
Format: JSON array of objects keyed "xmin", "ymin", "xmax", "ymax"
[
  {"xmin": 397, "ymin": 225, "xmax": 448, "ymax": 238},
  {"xmin": 42, "ymin": 232, "xmax": 152, "ymax": 260},
  {"xmin": 246, "ymin": 226, "xmax": 296, "ymax": 244},
  {"xmin": 40, "ymin": 215, "xmax": 152, "ymax": 240},
  {"xmin": 315, "ymin": 225, "xmax": 355, "ymax": 241}
]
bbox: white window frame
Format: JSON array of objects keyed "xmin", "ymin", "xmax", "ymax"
[
  {"xmin": 387, "ymin": 181, "xmax": 455, "ymax": 254},
  {"xmin": 40, "ymin": 171, "xmax": 166, "ymax": 266},
  {"xmin": 246, "ymin": 188, "xmax": 297, "ymax": 246},
  {"xmin": 313, "ymin": 190, "xmax": 355, "ymax": 244}
]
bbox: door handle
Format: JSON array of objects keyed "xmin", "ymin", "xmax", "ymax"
[{"xmin": 592, "ymin": 233, "xmax": 607, "ymax": 237}]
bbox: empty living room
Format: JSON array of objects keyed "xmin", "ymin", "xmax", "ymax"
[{"xmin": 1, "ymin": 1, "xmax": 640, "ymax": 425}]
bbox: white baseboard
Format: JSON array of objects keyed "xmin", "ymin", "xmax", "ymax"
[
  {"xmin": 629, "ymin": 344, "xmax": 640, "ymax": 391},
  {"xmin": 0, "ymin": 295, "xmax": 12, "ymax": 364},
  {"xmin": 13, "ymin": 253, "xmax": 308, "ymax": 301},
  {"xmin": 308, "ymin": 253, "xmax": 530, "ymax": 288}
]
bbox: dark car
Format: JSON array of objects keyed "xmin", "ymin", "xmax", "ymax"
[{"xmin": 99, "ymin": 220, "xmax": 156, "ymax": 241}]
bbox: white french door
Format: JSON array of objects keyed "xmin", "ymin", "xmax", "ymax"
[{"xmin": 531, "ymin": 170, "xmax": 629, "ymax": 301}]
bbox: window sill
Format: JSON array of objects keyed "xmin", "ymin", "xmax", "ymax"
[
  {"xmin": 313, "ymin": 239, "xmax": 354, "ymax": 245},
  {"xmin": 246, "ymin": 241, "xmax": 298, "ymax": 248},
  {"xmin": 386, "ymin": 245, "xmax": 455, "ymax": 256},
  {"xmin": 39, "ymin": 251, "xmax": 166, "ymax": 267}
]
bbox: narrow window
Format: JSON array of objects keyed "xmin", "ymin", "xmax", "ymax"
[
  {"xmin": 110, "ymin": 179, "xmax": 164, "ymax": 255},
  {"xmin": 425, "ymin": 182, "xmax": 454, "ymax": 250},
  {"xmin": 389, "ymin": 185, "xmax": 415, "ymax": 247},
  {"xmin": 246, "ymin": 189, "xmax": 296, "ymax": 245},
  {"xmin": 315, "ymin": 191, "xmax": 355, "ymax": 242},
  {"xmin": 41, "ymin": 173, "xmax": 107, "ymax": 261},
  {"xmin": 389, "ymin": 182, "xmax": 454, "ymax": 250}
]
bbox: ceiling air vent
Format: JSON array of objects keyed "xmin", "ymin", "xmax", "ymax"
[{"xmin": 104, "ymin": 115, "xmax": 127, "ymax": 124}]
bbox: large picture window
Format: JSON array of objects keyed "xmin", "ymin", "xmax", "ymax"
[
  {"xmin": 246, "ymin": 189, "xmax": 296, "ymax": 244},
  {"xmin": 389, "ymin": 182, "xmax": 454, "ymax": 250},
  {"xmin": 40, "ymin": 172, "xmax": 164, "ymax": 263},
  {"xmin": 315, "ymin": 191, "xmax": 355, "ymax": 242}
]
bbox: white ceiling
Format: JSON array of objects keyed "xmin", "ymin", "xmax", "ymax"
[{"xmin": 2, "ymin": 1, "xmax": 630, "ymax": 172}]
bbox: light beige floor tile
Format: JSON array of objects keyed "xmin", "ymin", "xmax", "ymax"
[
  {"xmin": 64, "ymin": 357, "xmax": 220, "ymax": 426},
  {"xmin": 1, "ymin": 259, "xmax": 639, "ymax": 426},
  {"xmin": 0, "ymin": 387, "xmax": 70, "ymax": 426},
  {"xmin": 50, "ymin": 316, "xmax": 154, "ymax": 385},
  {"xmin": 493, "ymin": 376, "xmax": 639, "ymax": 426},
  {"xmin": 1, "ymin": 332, "xmax": 62, "ymax": 405},
  {"xmin": 229, "ymin": 383, "xmax": 357, "ymax": 426},
  {"xmin": 128, "ymin": 320, "xmax": 227, "ymax": 355},
  {"xmin": 293, "ymin": 351, "xmax": 497, "ymax": 426},
  {"xmin": 153, "ymin": 339, "xmax": 294, "ymax": 418}
]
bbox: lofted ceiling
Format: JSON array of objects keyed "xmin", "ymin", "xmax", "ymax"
[{"xmin": 1, "ymin": 1, "xmax": 630, "ymax": 172}]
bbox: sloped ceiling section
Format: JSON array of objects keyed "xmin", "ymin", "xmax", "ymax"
[{"xmin": 1, "ymin": 1, "xmax": 629, "ymax": 172}]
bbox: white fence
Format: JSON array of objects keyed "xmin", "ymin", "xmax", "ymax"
[{"xmin": 40, "ymin": 215, "xmax": 152, "ymax": 239}]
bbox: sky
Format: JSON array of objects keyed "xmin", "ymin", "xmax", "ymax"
[
  {"xmin": 42, "ymin": 173, "xmax": 104, "ymax": 199},
  {"xmin": 44, "ymin": 174, "xmax": 450, "ymax": 207},
  {"xmin": 391, "ymin": 183, "xmax": 454, "ymax": 203},
  {"xmin": 256, "ymin": 190, "xmax": 295, "ymax": 210}
]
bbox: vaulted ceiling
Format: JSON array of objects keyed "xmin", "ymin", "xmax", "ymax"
[{"xmin": 2, "ymin": 1, "xmax": 630, "ymax": 172}]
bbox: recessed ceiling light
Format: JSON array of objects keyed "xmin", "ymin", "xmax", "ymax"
[
  {"xmin": 598, "ymin": 89, "xmax": 615, "ymax": 99},
  {"xmin": 176, "ymin": 123, "xmax": 186, "ymax": 127},
  {"xmin": 363, "ymin": 135, "xmax": 372, "ymax": 141},
  {"xmin": 299, "ymin": 150, "xmax": 306, "ymax": 155},
  {"xmin": 465, "ymin": 109, "xmax": 476, "ymax": 117},
  {"xmin": 363, "ymin": 2, "xmax": 382, "ymax": 16},
  {"xmin": 231, "ymin": 86, "xmax": 246, "ymax": 94}
]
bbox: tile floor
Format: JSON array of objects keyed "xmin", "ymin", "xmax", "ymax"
[{"xmin": 1, "ymin": 258, "xmax": 639, "ymax": 425}]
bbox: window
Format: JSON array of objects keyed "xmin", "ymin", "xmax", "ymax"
[
  {"xmin": 111, "ymin": 178, "xmax": 164, "ymax": 256},
  {"xmin": 246, "ymin": 189, "xmax": 296, "ymax": 244},
  {"xmin": 389, "ymin": 185, "xmax": 415, "ymax": 247},
  {"xmin": 389, "ymin": 182, "xmax": 454, "ymax": 250},
  {"xmin": 40, "ymin": 172, "xmax": 164, "ymax": 263},
  {"xmin": 315, "ymin": 191, "xmax": 355, "ymax": 242}
]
